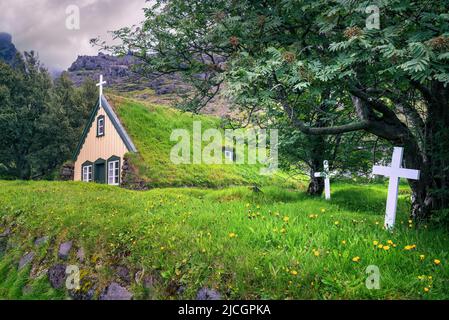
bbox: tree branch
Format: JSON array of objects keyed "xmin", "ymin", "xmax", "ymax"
[
  {"xmin": 349, "ymin": 88, "xmax": 397, "ymax": 119},
  {"xmin": 273, "ymin": 75, "xmax": 369, "ymax": 135}
]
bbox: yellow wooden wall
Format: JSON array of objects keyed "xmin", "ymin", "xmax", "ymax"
[{"xmin": 74, "ymin": 105, "xmax": 129, "ymax": 181}]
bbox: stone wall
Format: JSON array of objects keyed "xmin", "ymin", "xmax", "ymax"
[
  {"xmin": 121, "ymin": 155, "xmax": 149, "ymax": 191},
  {"xmin": 60, "ymin": 163, "xmax": 74, "ymax": 181}
]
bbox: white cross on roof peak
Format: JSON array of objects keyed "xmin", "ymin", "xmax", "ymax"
[{"xmin": 96, "ymin": 75, "xmax": 107, "ymax": 107}]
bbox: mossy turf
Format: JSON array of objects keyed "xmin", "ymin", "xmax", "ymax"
[
  {"xmin": 0, "ymin": 180, "xmax": 448, "ymax": 299},
  {"xmin": 108, "ymin": 94, "xmax": 294, "ymax": 188}
]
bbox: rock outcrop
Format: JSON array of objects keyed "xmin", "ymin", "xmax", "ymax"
[
  {"xmin": 18, "ymin": 252, "xmax": 34, "ymax": 270},
  {"xmin": 196, "ymin": 287, "xmax": 222, "ymax": 300},
  {"xmin": 0, "ymin": 33, "xmax": 19, "ymax": 67},
  {"xmin": 67, "ymin": 52, "xmax": 188, "ymax": 96},
  {"xmin": 48, "ymin": 264, "xmax": 67, "ymax": 289},
  {"xmin": 58, "ymin": 241, "xmax": 73, "ymax": 260},
  {"xmin": 99, "ymin": 282, "xmax": 133, "ymax": 300}
]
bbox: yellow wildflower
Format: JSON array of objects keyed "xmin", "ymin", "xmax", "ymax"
[
  {"xmin": 373, "ymin": 240, "xmax": 379, "ymax": 246},
  {"xmin": 228, "ymin": 232, "xmax": 237, "ymax": 238},
  {"xmin": 434, "ymin": 259, "xmax": 441, "ymax": 265},
  {"xmin": 283, "ymin": 216, "xmax": 290, "ymax": 223},
  {"xmin": 341, "ymin": 240, "xmax": 347, "ymax": 245},
  {"xmin": 424, "ymin": 287, "xmax": 429, "ymax": 293},
  {"xmin": 419, "ymin": 255, "xmax": 425, "ymax": 261},
  {"xmin": 383, "ymin": 245, "xmax": 390, "ymax": 251},
  {"xmin": 352, "ymin": 256, "xmax": 361, "ymax": 263},
  {"xmin": 290, "ymin": 270, "xmax": 298, "ymax": 276},
  {"xmin": 378, "ymin": 244, "xmax": 384, "ymax": 249}
]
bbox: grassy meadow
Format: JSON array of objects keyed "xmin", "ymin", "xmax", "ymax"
[{"xmin": 0, "ymin": 180, "xmax": 448, "ymax": 300}]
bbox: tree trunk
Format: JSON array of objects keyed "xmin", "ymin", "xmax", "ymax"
[
  {"xmin": 409, "ymin": 179, "xmax": 433, "ymax": 222},
  {"xmin": 308, "ymin": 174, "xmax": 324, "ymax": 196},
  {"xmin": 407, "ymin": 151, "xmax": 448, "ymax": 223},
  {"xmin": 16, "ymin": 154, "xmax": 31, "ymax": 180},
  {"xmin": 403, "ymin": 81, "xmax": 449, "ymax": 222},
  {"xmin": 306, "ymin": 134, "xmax": 326, "ymax": 196}
]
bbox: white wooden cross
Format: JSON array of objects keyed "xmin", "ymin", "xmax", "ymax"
[
  {"xmin": 96, "ymin": 74, "xmax": 107, "ymax": 107},
  {"xmin": 372, "ymin": 147, "xmax": 420, "ymax": 229},
  {"xmin": 314, "ymin": 160, "xmax": 331, "ymax": 200}
]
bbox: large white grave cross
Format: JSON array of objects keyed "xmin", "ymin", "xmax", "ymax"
[
  {"xmin": 372, "ymin": 147, "xmax": 420, "ymax": 229},
  {"xmin": 314, "ymin": 160, "xmax": 331, "ymax": 200},
  {"xmin": 96, "ymin": 74, "xmax": 107, "ymax": 107}
]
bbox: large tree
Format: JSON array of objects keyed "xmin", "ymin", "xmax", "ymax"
[
  {"xmin": 0, "ymin": 52, "xmax": 54, "ymax": 179},
  {"xmin": 222, "ymin": 0, "xmax": 449, "ymax": 221},
  {"xmin": 106, "ymin": 0, "xmax": 449, "ymax": 221},
  {"xmin": 0, "ymin": 54, "xmax": 96, "ymax": 179}
]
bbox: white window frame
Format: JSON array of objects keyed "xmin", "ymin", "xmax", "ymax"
[
  {"xmin": 82, "ymin": 165, "xmax": 92, "ymax": 182},
  {"xmin": 224, "ymin": 150, "xmax": 234, "ymax": 162},
  {"xmin": 97, "ymin": 117, "xmax": 105, "ymax": 136},
  {"xmin": 108, "ymin": 160, "xmax": 120, "ymax": 185}
]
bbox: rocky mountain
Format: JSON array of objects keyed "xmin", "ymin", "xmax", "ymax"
[
  {"xmin": 67, "ymin": 52, "xmax": 188, "ymax": 95},
  {"xmin": 66, "ymin": 52, "xmax": 231, "ymax": 116},
  {"xmin": 0, "ymin": 33, "xmax": 20, "ymax": 66}
]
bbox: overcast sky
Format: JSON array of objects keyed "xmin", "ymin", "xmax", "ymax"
[{"xmin": 0, "ymin": 0, "xmax": 147, "ymax": 72}]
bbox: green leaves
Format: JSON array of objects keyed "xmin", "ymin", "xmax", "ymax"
[
  {"xmin": 437, "ymin": 52, "xmax": 449, "ymax": 60},
  {"xmin": 399, "ymin": 43, "xmax": 432, "ymax": 72},
  {"xmin": 0, "ymin": 54, "xmax": 96, "ymax": 179},
  {"xmin": 329, "ymin": 38, "xmax": 358, "ymax": 52}
]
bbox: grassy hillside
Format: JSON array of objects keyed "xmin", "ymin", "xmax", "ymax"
[
  {"xmin": 0, "ymin": 180, "xmax": 448, "ymax": 299},
  {"xmin": 107, "ymin": 94, "xmax": 294, "ymax": 188}
]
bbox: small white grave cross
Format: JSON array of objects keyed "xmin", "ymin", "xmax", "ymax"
[
  {"xmin": 372, "ymin": 147, "xmax": 420, "ymax": 229},
  {"xmin": 96, "ymin": 74, "xmax": 107, "ymax": 107},
  {"xmin": 314, "ymin": 160, "xmax": 331, "ymax": 200}
]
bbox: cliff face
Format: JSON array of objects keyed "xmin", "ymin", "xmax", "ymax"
[
  {"xmin": 67, "ymin": 52, "xmax": 187, "ymax": 95},
  {"xmin": 0, "ymin": 33, "xmax": 19, "ymax": 66}
]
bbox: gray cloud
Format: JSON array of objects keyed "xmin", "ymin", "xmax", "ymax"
[{"xmin": 0, "ymin": 0, "xmax": 147, "ymax": 71}]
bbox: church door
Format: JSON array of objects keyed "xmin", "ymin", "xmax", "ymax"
[{"xmin": 94, "ymin": 160, "xmax": 106, "ymax": 184}]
